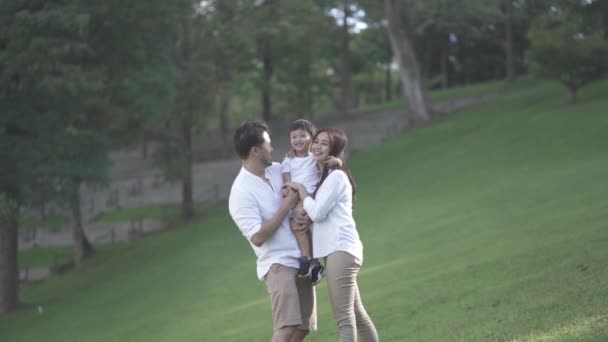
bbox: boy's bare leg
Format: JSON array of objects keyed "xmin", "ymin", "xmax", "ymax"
[{"xmin": 290, "ymin": 219, "xmax": 311, "ymax": 258}]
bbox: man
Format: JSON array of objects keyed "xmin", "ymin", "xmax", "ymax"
[{"xmin": 228, "ymin": 121, "xmax": 317, "ymax": 342}]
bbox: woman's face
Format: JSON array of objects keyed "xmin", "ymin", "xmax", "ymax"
[
  {"xmin": 290, "ymin": 129, "xmax": 312, "ymax": 155},
  {"xmin": 311, "ymin": 131, "xmax": 331, "ymax": 162}
]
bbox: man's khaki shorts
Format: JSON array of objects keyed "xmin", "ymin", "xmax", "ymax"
[{"xmin": 264, "ymin": 263, "xmax": 317, "ymax": 331}]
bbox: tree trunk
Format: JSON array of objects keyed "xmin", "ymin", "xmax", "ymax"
[
  {"xmin": 180, "ymin": 17, "xmax": 195, "ymax": 220},
  {"xmin": 440, "ymin": 41, "xmax": 449, "ymax": 89},
  {"xmin": 384, "ymin": 0, "xmax": 432, "ymax": 123},
  {"xmin": 604, "ymin": 15, "xmax": 608, "ymax": 40},
  {"xmin": 422, "ymin": 39, "xmax": 433, "ymax": 79},
  {"xmin": 141, "ymin": 132, "xmax": 148, "ymax": 159},
  {"xmin": 385, "ymin": 62, "xmax": 392, "ymax": 101},
  {"xmin": 603, "ymin": 1, "xmax": 608, "ymax": 39},
  {"xmin": 71, "ymin": 183, "xmax": 92, "ymax": 267},
  {"xmin": 181, "ymin": 123, "xmax": 194, "ymax": 219},
  {"xmin": 306, "ymin": 85, "xmax": 314, "ymax": 121},
  {"xmin": 217, "ymin": 54, "xmax": 233, "ymax": 157},
  {"xmin": 339, "ymin": 2, "xmax": 352, "ymax": 117},
  {"xmin": 302, "ymin": 60, "xmax": 314, "ymax": 120},
  {"xmin": 505, "ymin": 0, "xmax": 515, "ymax": 82},
  {"xmin": 259, "ymin": 34, "xmax": 273, "ymax": 122},
  {"xmin": 568, "ymin": 86, "xmax": 578, "ymax": 104},
  {"xmin": 0, "ymin": 194, "xmax": 19, "ymax": 315}
]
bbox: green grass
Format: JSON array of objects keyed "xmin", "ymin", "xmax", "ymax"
[
  {"xmin": 19, "ymin": 247, "xmax": 73, "ymax": 269},
  {"xmin": 92, "ymin": 203, "xmax": 182, "ymax": 223},
  {"xmin": 92, "ymin": 201, "xmax": 219, "ymax": 224},
  {"xmin": 2, "ymin": 78, "xmax": 608, "ymax": 341},
  {"xmin": 20, "ymin": 215, "xmax": 68, "ymax": 230}
]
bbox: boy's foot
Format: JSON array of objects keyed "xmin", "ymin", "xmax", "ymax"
[
  {"xmin": 311, "ymin": 263, "xmax": 324, "ymax": 286},
  {"xmin": 297, "ymin": 257, "xmax": 313, "ymax": 278}
]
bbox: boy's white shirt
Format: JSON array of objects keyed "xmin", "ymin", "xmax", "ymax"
[{"xmin": 281, "ymin": 153, "xmax": 320, "ymax": 194}]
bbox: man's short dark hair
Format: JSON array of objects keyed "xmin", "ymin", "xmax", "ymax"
[{"xmin": 233, "ymin": 121, "xmax": 270, "ymax": 159}]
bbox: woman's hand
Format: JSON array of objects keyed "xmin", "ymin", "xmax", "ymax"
[
  {"xmin": 284, "ymin": 181, "xmax": 305, "ymax": 193},
  {"xmin": 284, "ymin": 182, "xmax": 309, "ymax": 202},
  {"xmin": 324, "ymin": 156, "xmax": 342, "ymax": 169}
]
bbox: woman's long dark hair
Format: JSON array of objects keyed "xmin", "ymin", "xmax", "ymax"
[{"xmin": 312, "ymin": 128, "xmax": 356, "ymax": 200}]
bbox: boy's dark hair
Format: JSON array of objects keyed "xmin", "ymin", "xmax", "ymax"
[
  {"xmin": 233, "ymin": 121, "xmax": 270, "ymax": 159},
  {"xmin": 289, "ymin": 119, "xmax": 316, "ymax": 137}
]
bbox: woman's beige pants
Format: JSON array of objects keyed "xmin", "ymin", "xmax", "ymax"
[{"xmin": 325, "ymin": 251, "xmax": 379, "ymax": 342}]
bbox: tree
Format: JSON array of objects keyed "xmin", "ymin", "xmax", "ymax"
[
  {"xmin": 0, "ymin": 0, "xmax": 104, "ymax": 312},
  {"xmin": 384, "ymin": 0, "xmax": 432, "ymax": 122},
  {"xmin": 339, "ymin": 2, "xmax": 354, "ymax": 116},
  {"xmin": 0, "ymin": 172, "xmax": 19, "ymax": 314},
  {"xmin": 269, "ymin": 1, "xmax": 335, "ymax": 119},
  {"xmin": 351, "ymin": 24, "xmax": 394, "ymax": 103},
  {"xmin": 526, "ymin": 10, "xmax": 608, "ymax": 104},
  {"xmin": 0, "ymin": 0, "xmax": 188, "ymax": 313},
  {"xmin": 255, "ymin": 0, "xmax": 278, "ymax": 122},
  {"xmin": 504, "ymin": 0, "xmax": 515, "ymax": 82}
]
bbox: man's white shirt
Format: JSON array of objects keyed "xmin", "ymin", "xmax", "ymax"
[{"xmin": 229, "ymin": 162, "xmax": 300, "ymax": 280}]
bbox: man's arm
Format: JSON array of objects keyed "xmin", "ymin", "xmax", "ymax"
[
  {"xmin": 250, "ymin": 188, "xmax": 299, "ymax": 247},
  {"xmin": 282, "ymin": 172, "xmax": 291, "ymax": 185}
]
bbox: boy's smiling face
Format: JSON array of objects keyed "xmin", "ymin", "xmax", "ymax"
[{"xmin": 290, "ymin": 129, "xmax": 312, "ymax": 156}]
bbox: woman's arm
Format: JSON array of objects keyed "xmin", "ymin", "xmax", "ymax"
[{"xmin": 302, "ymin": 171, "xmax": 346, "ymax": 222}]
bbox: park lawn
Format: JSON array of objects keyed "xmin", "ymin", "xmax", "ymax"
[
  {"xmin": 1, "ymin": 78, "xmax": 607, "ymax": 341},
  {"xmin": 19, "ymin": 247, "xmax": 73, "ymax": 269},
  {"xmin": 20, "ymin": 215, "xmax": 69, "ymax": 230},
  {"xmin": 92, "ymin": 201, "xmax": 221, "ymax": 224},
  {"xmin": 92, "ymin": 203, "xmax": 183, "ymax": 224}
]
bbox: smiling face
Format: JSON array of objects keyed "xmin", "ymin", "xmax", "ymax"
[
  {"xmin": 310, "ymin": 131, "xmax": 331, "ymax": 162},
  {"xmin": 290, "ymin": 129, "xmax": 312, "ymax": 156}
]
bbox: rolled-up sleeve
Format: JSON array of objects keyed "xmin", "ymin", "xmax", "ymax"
[
  {"xmin": 229, "ymin": 189, "xmax": 262, "ymax": 241},
  {"xmin": 303, "ymin": 171, "xmax": 344, "ymax": 222}
]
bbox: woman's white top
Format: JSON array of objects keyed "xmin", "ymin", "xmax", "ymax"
[
  {"xmin": 303, "ymin": 169, "xmax": 363, "ymax": 263},
  {"xmin": 281, "ymin": 154, "xmax": 320, "ymax": 193}
]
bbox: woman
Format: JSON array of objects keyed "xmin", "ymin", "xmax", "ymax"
[{"xmin": 286, "ymin": 128, "xmax": 379, "ymax": 342}]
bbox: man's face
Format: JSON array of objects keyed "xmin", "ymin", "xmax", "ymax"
[{"xmin": 257, "ymin": 131, "xmax": 273, "ymax": 167}]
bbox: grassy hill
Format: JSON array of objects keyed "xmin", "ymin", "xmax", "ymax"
[{"xmin": 2, "ymin": 78, "xmax": 607, "ymax": 341}]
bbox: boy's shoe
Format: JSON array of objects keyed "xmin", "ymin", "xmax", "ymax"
[
  {"xmin": 311, "ymin": 263, "xmax": 325, "ymax": 286},
  {"xmin": 297, "ymin": 257, "xmax": 313, "ymax": 278}
]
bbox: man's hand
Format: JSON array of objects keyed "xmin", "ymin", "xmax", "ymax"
[
  {"xmin": 280, "ymin": 185, "xmax": 290, "ymax": 198},
  {"xmin": 282, "ymin": 186, "xmax": 299, "ymax": 209},
  {"xmin": 250, "ymin": 187, "xmax": 299, "ymax": 248},
  {"xmin": 284, "ymin": 181, "xmax": 305, "ymax": 193}
]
